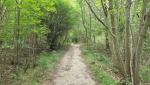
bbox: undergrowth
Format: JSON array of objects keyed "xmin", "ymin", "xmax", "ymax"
[
  {"xmin": 140, "ymin": 66, "xmax": 150, "ymax": 84},
  {"xmin": 81, "ymin": 46, "xmax": 117, "ymax": 85},
  {"xmin": 11, "ymin": 50, "xmax": 64, "ymax": 85}
]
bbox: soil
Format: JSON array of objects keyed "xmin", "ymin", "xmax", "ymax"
[{"xmin": 43, "ymin": 44, "xmax": 96, "ymax": 85}]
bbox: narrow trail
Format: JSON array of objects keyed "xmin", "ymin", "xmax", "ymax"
[{"xmin": 43, "ymin": 44, "xmax": 96, "ymax": 85}]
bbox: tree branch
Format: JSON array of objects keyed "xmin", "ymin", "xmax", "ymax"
[{"xmin": 84, "ymin": 0, "xmax": 116, "ymax": 37}]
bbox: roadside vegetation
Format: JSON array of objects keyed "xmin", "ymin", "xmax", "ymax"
[
  {"xmin": 11, "ymin": 50, "xmax": 64, "ymax": 85},
  {"xmin": 82, "ymin": 46, "xmax": 117, "ymax": 85},
  {"xmin": 82, "ymin": 43, "xmax": 150, "ymax": 85}
]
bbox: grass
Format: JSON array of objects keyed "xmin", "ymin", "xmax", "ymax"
[
  {"xmin": 11, "ymin": 50, "xmax": 64, "ymax": 85},
  {"xmin": 81, "ymin": 47, "xmax": 117, "ymax": 85},
  {"xmin": 140, "ymin": 66, "xmax": 150, "ymax": 84}
]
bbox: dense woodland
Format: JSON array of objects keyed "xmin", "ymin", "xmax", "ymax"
[{"xmin": 0, "ymin": 0, "xmax": 150, "ymax": 85}]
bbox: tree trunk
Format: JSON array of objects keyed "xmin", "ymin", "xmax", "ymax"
[
  {"xmin": 131, "ymin": 0, "xmax": 150, "ymax": 84},
  {"xmin": 14, "ymin": 0, "xmax": 21, "ymax": 65},
  {"xmin": 108, "ymin": 0, "xmax": 126, "ymax": 77},
  {"xmin": 125, "ymin": 0, "xmax": 131, "ymax": 77}
]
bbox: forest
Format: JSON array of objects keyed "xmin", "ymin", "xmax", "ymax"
[{"xmin": 0, "ymin": 0, "xmax": 150, "ymax": 85}]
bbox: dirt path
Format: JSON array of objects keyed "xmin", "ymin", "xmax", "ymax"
[{"xmin": 43, "ymin": 44, "xmax": 96, "ymax": 85}]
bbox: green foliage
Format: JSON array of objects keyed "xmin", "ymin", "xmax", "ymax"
[
  {"xmin": 82, "ymin": 46, "xmax": 117, "ymax": 85},
  {"xmin": 0, "ymin": 0, "xmax": 80, "ymax": 84},
  {"xmin": 140, "ymin": 67, "xmax": 150, "ymax": 83},
  {"xmin": 11, "ymin": 50, "xmax": 64, "ymax": 85},
  {"xmin": 1, "ymin": 0, "xmax": 56, "ymax": 45},
  {"xmin": 37, "ymin": 51, "xmax": 61, "ymax": 69},
  {"xmin": 1, "ymin": 0, "xmax": 80, "ymax": 47}
]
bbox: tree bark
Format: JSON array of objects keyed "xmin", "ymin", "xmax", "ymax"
[
  {"xmin": 80, "ymin": 2, "xmax": 88, "ymax": 45},
  {"xmin": 131, "ymin": 0, "xmax": 150, "ymax": 84},
  {"xmin": 108, "ymin": 0, "xmax": 126, "ymax": 77},
  {"xmin": 14, "ymin": 0, "xmax": 21, "ymax": 65},
  {"xmin": 125, "ymin": 0, "xmax": 131, "ymax": 77}
]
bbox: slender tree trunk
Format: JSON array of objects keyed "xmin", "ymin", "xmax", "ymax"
[
  {"xmin": 15, "ymin": 0, "xmax": 21, "ymax": 65},
  {"xmin": 100, "ymin": 0, "xmax": 110, "ymax": 52},
  {"xmin": 89, "ymin": 9, "xmax": 92, "ymax": 42},
  {"xmin": 105, "ymin": 31, "xmax": 110, "ymax": 50},
  {"xmin": 108, "ymin": 0, "xmax": 126, "ymax": 77},
  {"xmin": 125, "ymin": 0, "xmax": 131, "ymax": 77},
  {"xmin": 80, "ymin": 2, "xmax": 88, "ymax": 45},
  {"xmin": 131, "ymin": 0, "xmax": 150, "ymax": 84}
]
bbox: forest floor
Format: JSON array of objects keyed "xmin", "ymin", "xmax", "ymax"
[{"xmin": 43, "ymin": 44, "xmax": 97, "ymax": 85}]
